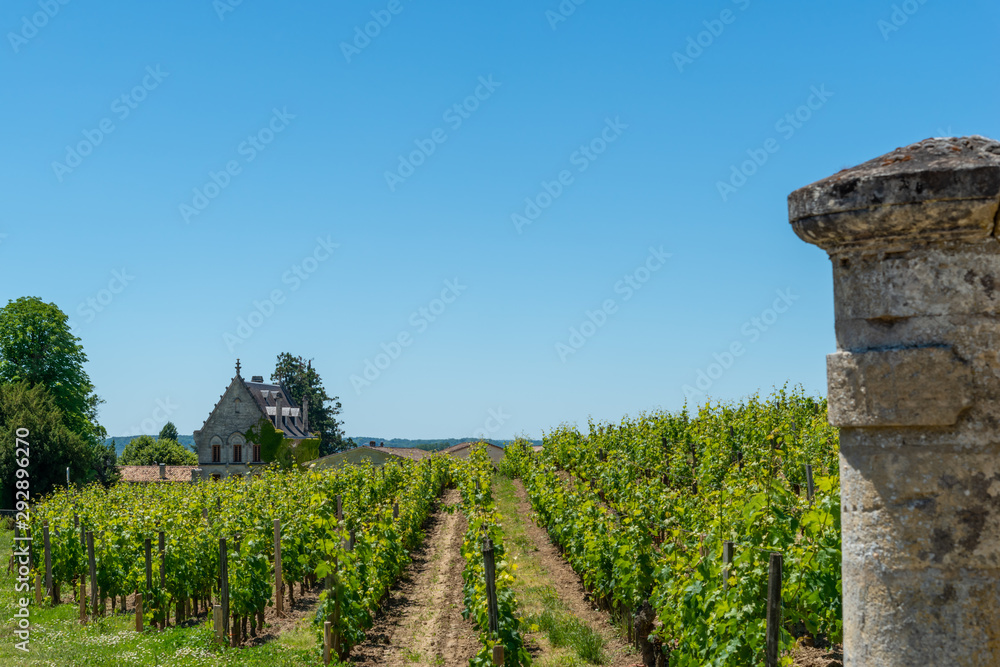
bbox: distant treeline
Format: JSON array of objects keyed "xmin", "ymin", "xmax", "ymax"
[
  {"xmin": 105, "ymin": 434, "xmax": 543, "ymax": 458},
  {"xmin": 349, "ymin": 437, "xmax": 542, "ymax": 451},
  {"xmin": 107, "ymin": 435, "xmax": 196, "ymax": 457}
]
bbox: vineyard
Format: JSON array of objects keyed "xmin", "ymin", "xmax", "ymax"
[
  {"xmin": 503, "ymin": 386, "xmax": 842, "ymax": 666},
  {"xmin": 9, "ymin": 387, "xmax": 842, "ymax": 666}
]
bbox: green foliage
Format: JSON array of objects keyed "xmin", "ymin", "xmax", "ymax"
[
  {"xmin": 119, "ymin": 434, "xmax": 198, "ymax": 466},
  {"xmin": 244, "ymin": 417, "xmax": 285, "ymax": 464},
  {"xmin": 159, "ymin": 421, "xmax": 180, "ymax": 442},
  {"xmin": 520, "ymin": 387, "xmax": 841, "ymax": 667},
  {"xmin": 293, "ymin": 438, "xmax": 320, "ymax": 465},
  {"xmin": 0, "ymin": 297, "xmax": 105, "ymax": 445},
  {"xmin": 271, "ymin": 353, "xmax": 345, "ymax": 456},
  {"xmin": 0, "ymin": 381, "xmax": 92, "ymax": 504},
  {"xmin": 32, "ymin": 457, "xmax": 454, "ymax": 661},
  {"xmin": 242, "ymin": 418, "xmax": 319, "ymax": 468},
  {"xmin": 458, "ymin": 445, "xmax": 532, "ymax": 667}
]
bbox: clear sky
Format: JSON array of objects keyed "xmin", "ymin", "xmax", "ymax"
[{"xmin": 2, "ymin": 1, "xmax": 998, "ymax": 440}]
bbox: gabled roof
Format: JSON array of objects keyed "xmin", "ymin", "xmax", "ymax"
[
  {"xmin": 442, "ymin": 441, "xmax": 503, "ymax": 454},
  {"xmin": 241, "ymin": 377, "xmax": 314, "ymax": 439}
]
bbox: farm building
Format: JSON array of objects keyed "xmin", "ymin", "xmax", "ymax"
[
  {"xmin": 309, "ymin": 445, "xmax": 432, "ymax": 470},
  {"xmin": 192, "ymin": 360, "xmax": 317, "ymax": 480},
  {"xmin": 442, "ymin": 441, "xmax": 505, "ymax": 467}
]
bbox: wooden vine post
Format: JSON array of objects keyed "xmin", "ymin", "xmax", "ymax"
[
  {"xmin": 87, "ymin": 531, "xmax": 97, "ymax": 618},
  {"xmin": 213, "ymin": 604, "xmax": 223, "ymax": 644},
  {"xmin": 135, "ymin": 593, "xmax": 143, "ymax": 632},
  {"xmin": 274, "ymin": 519, "xmax": 283, "ymax": 617},
  {"xmin": 158, "ymin": 530, "xmax": 166, "ymax": 629},
  {"xmin": 323, "ymin": 620, "xmax": 332, "ymax": 665},
  {"xmin": 220, "ymin": 538, "xmax": 230, "ymax": 645},
  {"xmin": 482, "ymin": 538, "xmax": 500, "ymax": 636},
  {"xmin": 722, "ymin": 541, "xmax": 734, "ymax": 593},
  {"xmin": 765, "ymin": 552, "xmax": 783, "ymax": 667},
  {"xmin": 42, "ymin": 520, "xmax": 53, "ymax": 605}
]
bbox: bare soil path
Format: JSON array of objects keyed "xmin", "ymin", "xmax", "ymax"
[
  {"xmin": 350, "ymin": 488, "xmax": 480, "ymax": 667},
  {"xmin": 501, "ymin": 477, "xmax": 642, "ymax": 667}
]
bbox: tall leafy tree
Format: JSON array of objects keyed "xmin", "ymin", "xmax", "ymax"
[
  {"xmin": 0, "ymin": 297, "xmax": 105, "ymax": 445},
  {"xmin": 118, "ymin": 435, "xmax": 197, "ymax": 466},
  {"xmin": 158, "ymin": 421, "xmax": 179, "ymax": 442},
  {"xmin": 0, "ymin": 382, "xmax": 92, "ymax": 505},
  {"xmin": 271, "ymin": 353, "xmax": 345, "ymax": 455}
]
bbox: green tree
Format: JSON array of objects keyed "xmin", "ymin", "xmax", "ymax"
[
  {"xmin": 0, "ymin": 297, "xmax": 105, "ymax": 445},
  {"xmin": 271, "ymin": 353, "xmax": 345, "ymax": 456},
  {"xmin": 0, "ymin": 382, "xmax": 92, "ymax": 506},
  {"xmin": 158, "ymin": 421, "xmax": 179, "ymax": 442},
  {"xmin": 118, "ymin": 435, "xmax": 197, "ymax": 466},
  {"xmin": 88, "ymin": 440, "xmax": 120, "ymax": 487}
]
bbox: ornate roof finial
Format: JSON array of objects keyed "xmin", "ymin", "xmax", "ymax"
[{"xmin": 235, "ymin": 358, "xmax": 242, "ymax": 377}]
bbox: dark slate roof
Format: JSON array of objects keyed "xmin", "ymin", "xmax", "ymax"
[{"xmin": 241, "ymin": 377, "xmax": 315, "ymax": 439}]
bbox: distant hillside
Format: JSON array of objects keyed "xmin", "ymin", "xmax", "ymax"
[
  {"xmin": 348, "ymin": 437, "xmax": 541, "ymax": 450},
  {"xmin": 105, "ymin": 435, "xmax": 542, "ymax": 458},
  {"xmin": 107, "ymin": 435, "xmax": 196, "ymax": 457}
]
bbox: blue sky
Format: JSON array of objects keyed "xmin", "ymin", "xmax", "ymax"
[{"xmin": 2, "ymin": 0, "xmax": 998, "ymax": 440}]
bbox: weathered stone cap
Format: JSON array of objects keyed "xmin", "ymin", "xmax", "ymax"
[{"xmin": 790, "ymin": 136, "xmax": 1000, "ymax": 251}]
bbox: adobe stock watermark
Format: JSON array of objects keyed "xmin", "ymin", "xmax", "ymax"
[
  {"xmin": 682, "ymin": 288, "xmax": 799, "ymax": 400},
  {"xmin": 556, "ymin": 246, "xmax": 671, "ymax": 362},
  {"xmin": 545, "ymin": 0, "xmax": 587, "ymax": 30},
  {"xmin": 716, "ymin": 85, "xmax": 833, "ymax": 202},
  {"xmin": 472, "ymin": 407, "xmax": 511, "ymax": 440},
  {"xmin": 51, "ymin": 66, "xmax": 169, "ymax": 183},
  {"xmin": 350, "ymin": 278, "xmax": 467, "ymax": 394},
  {"xmin": 129, "ymin": 398, "xmax": 180, "ymax": 436},
  {"xmin": 384, "ymin": 75, "xmax": 502, "ymax": 192},
  {"xmin": 69, "ymin": 268, "xmax": 135, "ymax": 328},
  {"xmin": 511, "ymin": 116, "xmax": 628, "ymax": 234},
  {"xmin": 223, "ymin": 236, "xmax": 339, "ymax": 352},
  {"xmin": 12, "ymin": 427, "xmax": 31, "ymax": 652},
  {"xmin": 7, "ymin": 0, "xmax": 72, "ymax": 54},
  {"xmin": 179, "ymin": 107, "xmax": 295, "ymax": 223},
  {"xmin": 213, "ymin": 0, "xmax": 247, "ymax": 21},
  {"xmin": 673, "ymin": 0, "xmax": 751, "ymax": 73},
  {"xmin": 340, "ymin": 0, "xmax": 412, "ymax": 63},
  {"xmin": 878, "ymin": 0, "xmax": 930, "ymax": 40}
]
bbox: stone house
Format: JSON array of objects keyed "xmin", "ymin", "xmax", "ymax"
[{"xmin": 193, "ymin": 361, "xmax": 316, "ymax": 480}]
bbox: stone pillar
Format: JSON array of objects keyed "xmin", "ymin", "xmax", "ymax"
[{"xmin": 789, "ymin": 136, "xmax": 1000, "ymax": 666}]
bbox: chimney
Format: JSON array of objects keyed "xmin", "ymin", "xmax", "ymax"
[
  {"xmin": 251, "ymin": 375, "xmax": 263, "ymax": 383},
  {"xmin": 274, "ymin": 394, "xmax": 282, "ymax": 430},
  {"xmin": 159, "ymin": 462, "xmax": 166, "ymax": 481},
  {"xmin": 302, "ymin": 396, "xmax": 309, "ymax": 433}
]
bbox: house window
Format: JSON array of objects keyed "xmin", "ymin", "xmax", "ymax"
[
  {"xmin": 212, "ymin": 444, "xmax": 221, "ymax": 463},
  {"xmin": 233, "ymin": 443, "xmax": 243, "ymax": 463},
  {"xmin": 234, "ymin": 398, "xmax": 241, "ymax": 413},
  {"xmin": 252, "ymin": 444, "xmax": 261, "ymax": 463}
]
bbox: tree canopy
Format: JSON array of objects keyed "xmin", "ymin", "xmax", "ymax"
[
  {"xmin": 0, "ymin": 297, "xmax": 105, "ymax": 445},
  {"xmin": 119, "ymin": 435, "xmax": 197, "ymax": 466},
  {"xmin": 271, "ymin": 353, "xmax": 345, "ymax": 455},
  {"xmin": 0, "ymin": 382, "xmax": 93, "ymax": 505},
  {"xmin": 158, "ymin": 421, "xmax": 179, "ymax": 442}
]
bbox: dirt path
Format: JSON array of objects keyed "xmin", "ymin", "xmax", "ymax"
[
  {"xmin": 502, "ymin": 478, "xmax": 641, "ymax": 667},
  {"xmin": 350, "ymin": 488, "xmax": 479, "ymax": 667}
]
